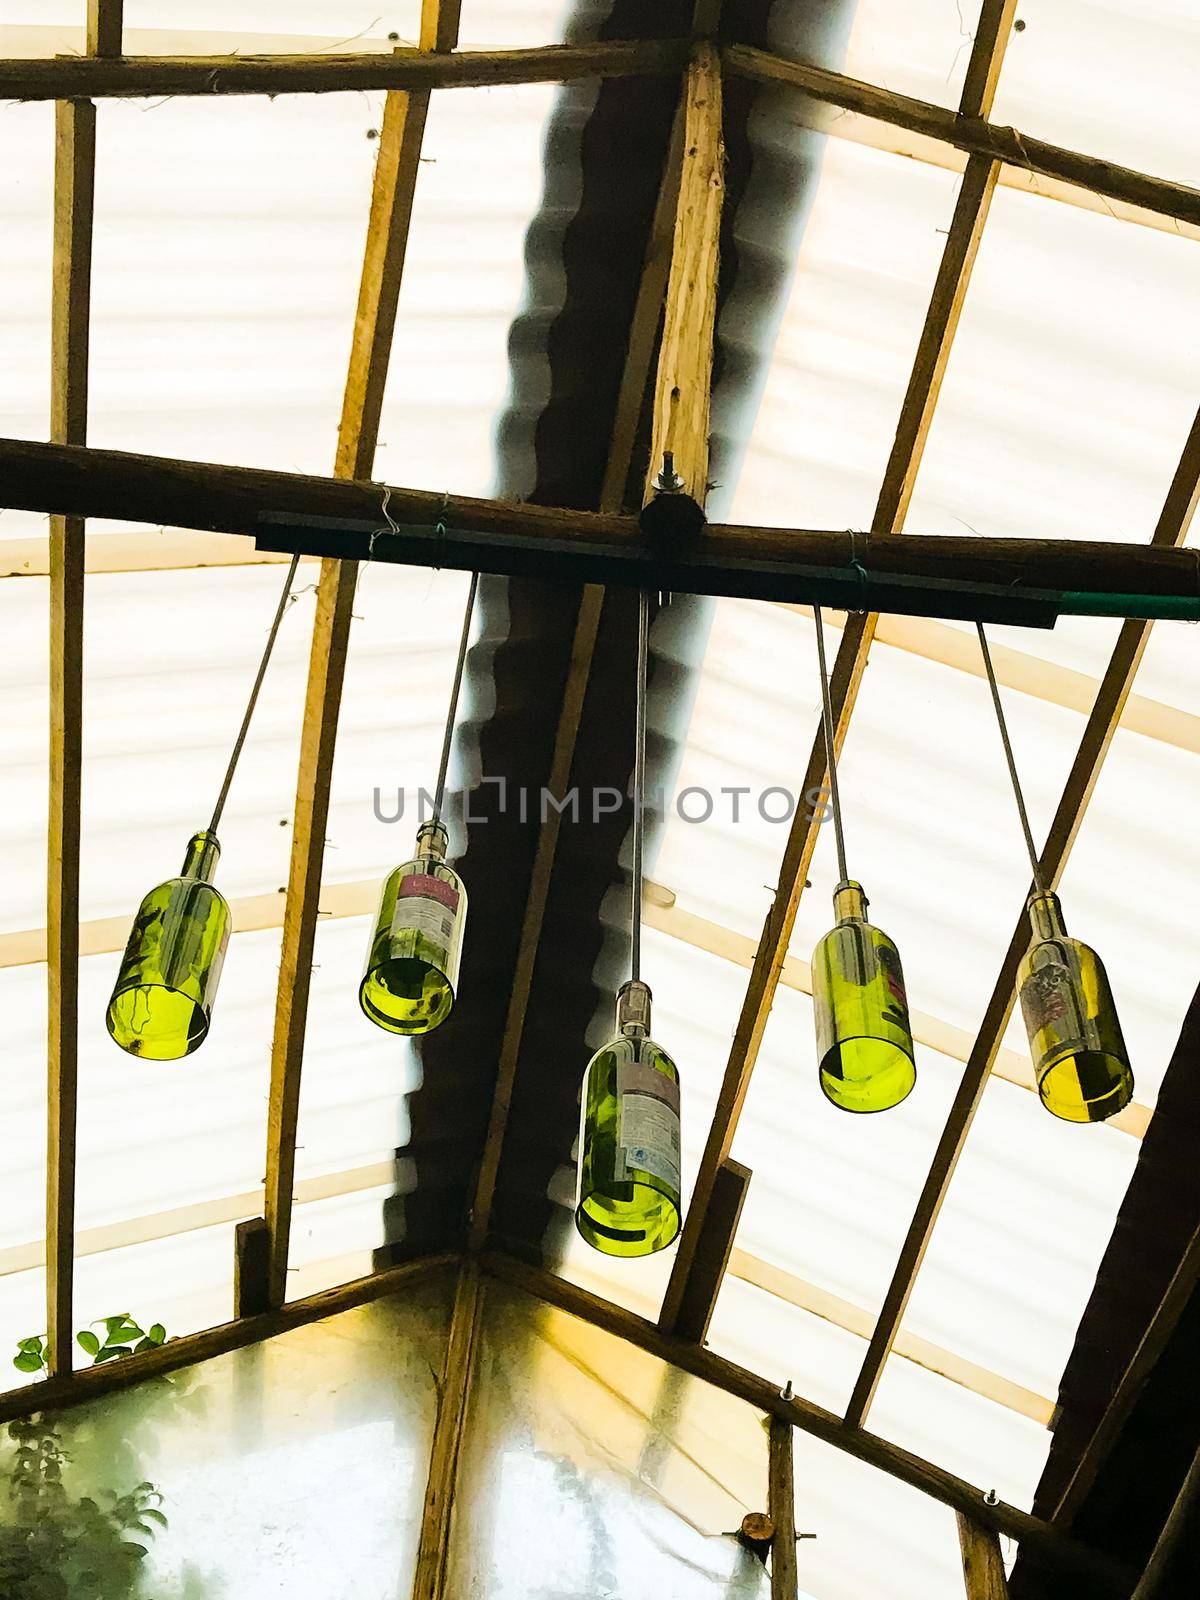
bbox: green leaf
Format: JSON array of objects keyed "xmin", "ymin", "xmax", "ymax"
[
  {"xmin": 13, "ymin": 1351, "xmax": 43, "ymax": 1374},
  {"xmin": 76, "ymin": 1330, "xmax": 101, "ymax": 1357},
  {"xmin": 94, "ymin": 1345, "xmax": 131, "ymax": 1363},
  {"xmin": 147, "ymin": 1324, "xmax": 166, "ymax": 1345},
  {"xmin": 103, "ymin": 1315, "xmax": 132, "ymax": 1333},
  {"xmin": 141, "ymin": 1507, "xmax": 168, "ymax": 1528},
  {"xmin": 17, "ymin": 1336, "xmax": 44, "ymax": 1354}
]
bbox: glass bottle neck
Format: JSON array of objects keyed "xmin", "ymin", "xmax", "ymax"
[
  {"xmin": 617, "ymin": 978, "xmax": 653, "ymax": 1039},
  {"xmin": 181, "ymin": 830, "xmax": 221, "ymax": 883},
  {"xmin": 1028, "ymin": 890, "xmax": 1068, "ymax": 943},
  {"xmin": 415, "ymin": 820, "xmax": 449, "ymax": 866},
  {"xmin": 832, "ymin": 879, "xmax": 868, "ymax": 924}
]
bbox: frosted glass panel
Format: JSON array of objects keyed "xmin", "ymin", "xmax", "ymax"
[
  {"xmin": 449, "ymin": 1279, "xmax": 773, "ymax": 1598},
  {"xmin": 0, "ymin": 1275, "xmax": 452, "ymax": 1597}
]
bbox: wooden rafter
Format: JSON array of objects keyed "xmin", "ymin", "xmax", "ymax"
[
  {"xmin": 1053, "ymin": 1218, "xmax": 1200, "ymax": 1524},
  {"xmin": 468, "ymin": 41, "xmax": 721, "ymax": 1249},
  {"xmin": 647, "ymin": 39, "xmax": 723, "ymax": 502},
  {"xmin": 0, "ymin": 40, "xmax": 689, "ymax": 99},
  {"xmin": 658, "ymin": 20, "xmax": 1012, "ymax": 1334},
  {"xmin": 7, "ymin": 438, "xmax": 1200, "ymax": 619},
  {"xmin": 0, "ymin": 1252, "xmax": 457, "ymax": 1425},
  {"xmin": 844, "ymin": 404, "xmax": 1200, "ymax": 1427},
  {"xmin": 262, "ymin": 12, "xmax": 454, "ymax": 1310},
  {"xmin": 1129, "ymin": 1444, "xmax": 1200, "ymax": 1600},
  {"xmin": 45, "ymin": 0, "xmax": 119, "ymax": 1384},
  {"xmin": 413, "ymin": 1262, "xmax": 480, "ymax": 1600},
  {"xmin": 768, "ymin": 1417, "xmax": 799, "ymax": 1600},
  {"xmin": 957, "ymin": 1512, "xmax": 1011, "ymax": 1598},
  {"xmin": 723, "ymin": 43, "xmax": 1200, "ymax": 231},
  {"xmin": 482, "ymin": 1253, "xmax": 1132, "ymax": 1595}
]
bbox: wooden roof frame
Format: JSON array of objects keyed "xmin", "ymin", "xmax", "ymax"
[{"xmin": 16, "ymin": 11, "xmax": 1200, "ymax": 1595}]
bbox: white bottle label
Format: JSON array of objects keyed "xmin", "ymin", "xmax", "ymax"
[
  {"xmin": 617, "ymin": 1059, "xmax": 680, "ymax": 1192},
  {"xmin": 390, "ymin": 873, "xmax": 459, "ymax": 967}
]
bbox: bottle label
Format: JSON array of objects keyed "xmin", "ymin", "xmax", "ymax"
[
  {"xmin": 877, "ymin": 942, "xmax": 909, "ymax": 1021},
  {"xmin": 617, "ymin": 1060, "xmax": 680, "ymax": 1192},
  {"xmin": 1020, "ymin": 961, "xmax": 1079, "ymax": 1047},
  {"xmin": 390, "ymin": 873, "xmax": 459, "ymax": 964}
]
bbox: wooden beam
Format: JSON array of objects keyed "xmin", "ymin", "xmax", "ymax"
[
  {"xmin": 467, "ymin": 78, "xmax": 688, "ymax": 1251},
  {"xmin": 647, "ymin": 39, "xmax": 723, "ymax": 500},
  {"xmin": 7, "ymin": 437, "xmax": 1200, "ymax": 621},
  {"xmin": 0, "ymin": 1252, "xmax": 457, "ymax": 1424},
  {"xmin": 45, "ymin": 101, "xmax": 94, "ymax": 1384},
  {"xmin": 1054, "ymin": 1219, "xmax": 1200, "ymax": 1524},
  {"xmin": 233, "ymin": 1216, "xmax": 272, "ymax": 1318},
  {"xmin": 45, "ymin": 0, "xmax": 117, "ymax": 1383},
  {"xmin": 480, "ymin": 1253, "xmax": 1133, "ymax": 1595},
  {"xmin": 413, "ymin": 1263, "xmax": 481, "ymax": 1600},
  {"xmin": 769, "ymin": 1417, "xmax": 799, "ymax": 1600},
  {"xmin": 86, "ymin": 0, "xmax": 122, "ymax": 57},
  {"xmin": 1129, "ymin": 1444, "xmax": 1200, "ymax": 1600},
  {"xmin": 673, "ymin": 1159, "xmax": 751, "ymax": 1343},
  {"xmin": 0, "ymin": 39, "xmax": 691, "ymax": 100},
  {"xmin": 957, "ymin": 1512, "xmax": 1011, "ymax": 1598},
  {"xmin": 844, "ymin": 405, "xmax": 1200, "ymax": 1428},
  {"xmin": 723, "ymin": 44, "xmax": 1200, "ymax": 232},
  {"xmin": 959, "ymin": 0, "xmax": 1019, "ymax": 120},
  {"xmin": 263, "ymin": 17, "xmax": 450, "ymax": 1310},
  {"xmin": 659, "ymin": 135, "xmax": 1003, "ymax": 1336}
]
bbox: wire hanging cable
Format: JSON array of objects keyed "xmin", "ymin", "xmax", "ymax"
[
  {"xmin": 208, "ymin": 554, "xmax": 301, "ymax": 837},
  {"xmin": 631, "ymin": 588, "xmax": 649, "ymax": 983},
  {"xmin": 433, "ymin": 570, "xmax": 480, "ymax": 825},
  {"xmin": 813, "ymin": 604, "xmax": 849, "ymax": 884},
  {"xmin": 976, "ymin": 621, "xmax": 1047, "ymax": 896}
]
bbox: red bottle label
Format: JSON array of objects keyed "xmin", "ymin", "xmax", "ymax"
[{"xmin": 399, "ymin": 873, "xmax": 460, "ymax": 913}]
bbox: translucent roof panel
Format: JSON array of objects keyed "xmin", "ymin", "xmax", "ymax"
[
  {"xmin": 373, "ymin": 77, "xmax": 572, "ymax": 498},
  {"xmin": 901, "ymin": 1073, "xmax": 1139, "ymax": 1398},
  {"xmin": 728, "ymin": 141, "xmax": 965, "ymax": 530},
  {"xmin": 906, "ymin": 183, "xmax": 1200, "ymax": 552},
  {"xmin": 89, "ymin": 93, "xmax": 378, "ymax": 474},
  {"xmin": 991, "ymin": 0, "xmax": 1200, "ymax": 187}
]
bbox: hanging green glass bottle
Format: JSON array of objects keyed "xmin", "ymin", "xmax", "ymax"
[
  {"xmin": 576, "ymin": 583, "xmax": 684, "ymax": 1257},
  {"xmin": 975, "ymin": 622, "xmax": 1134, "ymax": 1126},
  {"xmin": 576, "ymin": 979, "xmax": 682, "ymax": 1257},
  {"xmin": 360, "ymin": 819, "xmax": 467, "ymax": 1035},
  {"xmin": 1017, "ymin": 890, "xmax": 1133, "ymax": 1124},
  {"xmin": 359, "ymin": 573, "xmax": 478, "ymax": 1039},
  {"xmin": 106, "ymin": 831, "xmax": 231, "ymax": 1060},
  {"xmin": 808, "ymin": 605, "xmax": 917, "ymax": 1114},
  {"xmin": 105, "ymin": 554, "xmax": 299, "ymax": 1062},
  {"xmin": 813, "ymin": 879, "xmax": 916, "ymax": 1113}
]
